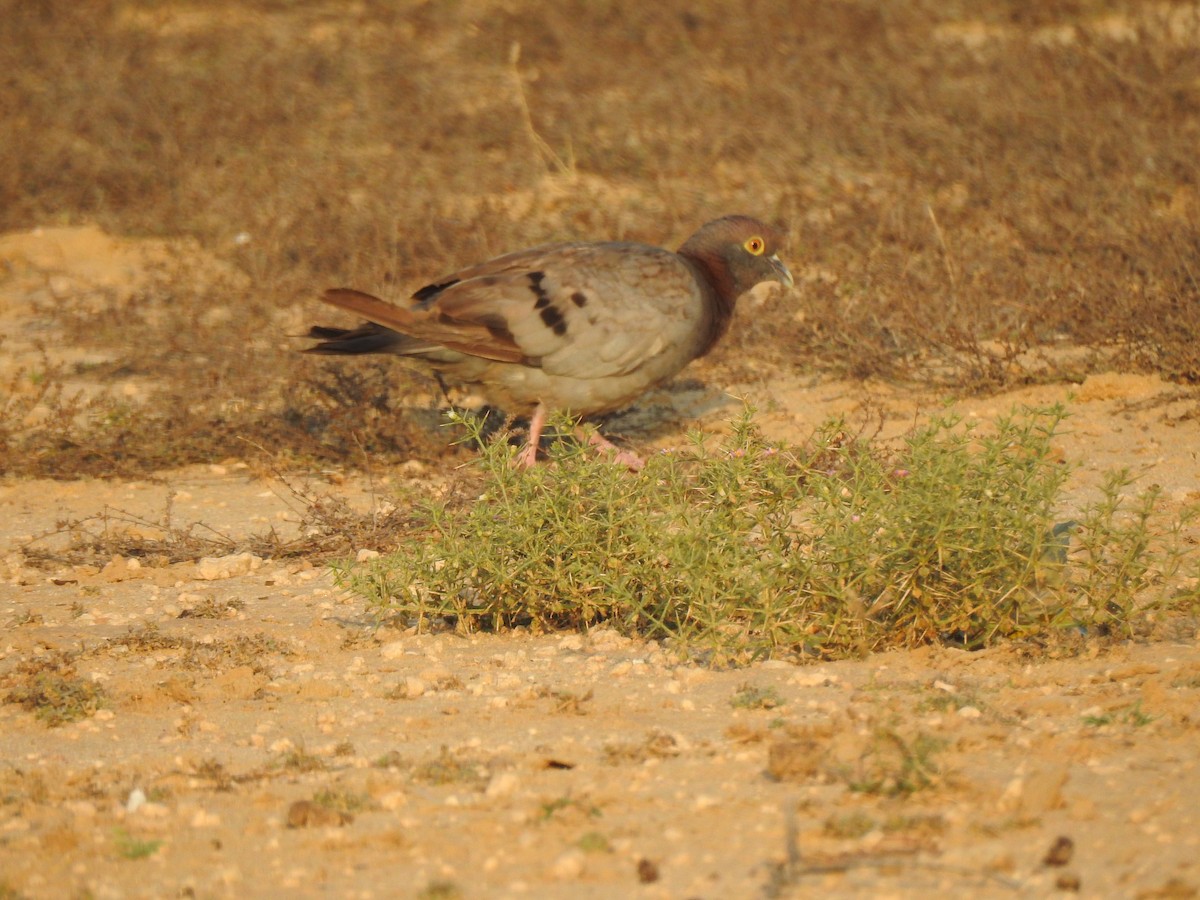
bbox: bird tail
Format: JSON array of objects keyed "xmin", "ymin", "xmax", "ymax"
[
  {"xmin": 305, "ymin": 289, "xmax": 428, "ymax": 356},
  {"xmin": 304, "ymin": 322, "xmax": 414, "ymax": 355}
]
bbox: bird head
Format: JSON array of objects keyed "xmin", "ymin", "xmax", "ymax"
[{"xmin": 678, "ymin": 215, "xmax": 794, "ymax": 303}]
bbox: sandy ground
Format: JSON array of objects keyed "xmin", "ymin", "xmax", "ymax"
[{"xmin": 2, "ymin": 228, "xmax": 1200, "ymax": 899}]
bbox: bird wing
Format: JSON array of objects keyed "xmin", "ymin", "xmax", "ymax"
[{"xmin": 321, "ymin": 242, "xmax": 715, "ymax": 381}]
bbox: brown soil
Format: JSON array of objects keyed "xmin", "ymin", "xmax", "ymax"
[
  {"xmin": 2, "ymin": 2, "xmax": 1200, "ymax": 897},
  {"xmin": 1, "ymin": 226, "xmax": 1199, "ymax": 899}
]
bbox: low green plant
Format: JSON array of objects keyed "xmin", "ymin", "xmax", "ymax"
[
  {"xmin": 577, "ymin": 831, "xmax": 611, "ymax": 852},
  {"xmin": 312, "ymin": 788, "xmax": 374, "ymax": 814},
  {"xmin": 276, "ymin": 747, "xmax": 326, "ymax": 773},
  {"xmin": 1083, "ymin": 701, "xmax": 1157, "ymax": 729},
  {"xmin": 731, "ymin": 685, "xmax": 785, "ymax": 710},
  {"xmin": 411, "ymin": 747, "xmax": 486, "ymax": 787},
  {"xmin": 538, "ymin": 795, "xmax": 602, "ymax": 822},
  {"xmin": 113, "ymin": 829, "xmax": 162, "ymax": 860},
  {"xmin": 6, "ymin": 672, "xmax": 106, "ymax": 726},
  {"xmin": 335, "ymin": 406, "xmax": 1198, "ymax": 663},
  {"xmin": 416, "ymin": 882, "xmax": 462, "ymax": 900}
]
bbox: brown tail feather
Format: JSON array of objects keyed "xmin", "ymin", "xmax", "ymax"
[{"xmin": 320, "ymin": 288, "xmax": 528, "ymax": 364}]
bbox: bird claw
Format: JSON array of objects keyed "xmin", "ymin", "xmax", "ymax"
[
  {"xmin": 579, "ymin": 429, "xmax": 645, "ymax": 471},
  {"xmin": 511, "ymin": 442, "xmax": 541, "ymax": 470}
]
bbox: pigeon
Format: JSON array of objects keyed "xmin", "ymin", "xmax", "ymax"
[{"xmin": 306, "ymin": 215, "xmax": 793, "ymax": 467}]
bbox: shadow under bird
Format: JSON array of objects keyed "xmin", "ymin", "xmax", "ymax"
[{"xmin": 306, "ymin": 215, "xmax": 793, "ymax": 468}]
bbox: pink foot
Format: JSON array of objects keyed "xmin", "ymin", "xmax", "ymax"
[
  {"xmin": 579, "ymin": 428, "xmax": 645, "ymax": 471},
  {"xmin": 510, "ymin": 404, "xmax": 547, "ymax": 469}
]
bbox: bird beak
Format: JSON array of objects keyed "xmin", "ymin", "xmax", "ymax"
[{"xmin": 769, "ymin": 254, "xmax": 794, "ymax": 288}]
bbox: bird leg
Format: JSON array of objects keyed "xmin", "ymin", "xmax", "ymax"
[
  {"xmin": 577, "ymin": 427, "xmax": 645, "ymax": 471},
  {"xmin": 512, "ymin": 407, "xmax": 644, "ymax": 471},
  {"xmin": 512, "ymin": 404, "xmax": 547, "ymax": 469}
]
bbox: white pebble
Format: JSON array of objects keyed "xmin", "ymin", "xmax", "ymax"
[{"xmin": 125, "ymin": 789, "xmax": 147, "ymax": 814}]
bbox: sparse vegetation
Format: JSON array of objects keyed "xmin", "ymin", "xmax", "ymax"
[
  {"xmin": 19, "ymin": 475, "xmax": 444, "ymax": 569},
  {"xmin": 277, "ymin": 747, "xmax": 327, "ymax": 773},
  {"xmin": 1083, "ymin": 701, "xmax": 1158, "ymax": 729},
  {"xmin": 732, "ymin": 685, "xmax": 786, "ymax": 710},
  {"xmin": 843, "ymin": 730, "xmax": 947, "ymax": 797},
  {"xmin": 4, "ymin": 654, "xmax": 106, "ymax": 727},
  {"xmin": 337, "ymin": 407, "xmax": 1198, "ymax": 663},
  {"xmin": 411, "ymin": 747, "xmax": 488, "ymax": 788},
  {"xmin": 312, "ymin": 788, "xmax": 375, "ymax": 815},
  {"xmin": 416, "ymin": 882, "xmax": 463, "ymax": 900},
  {"xmin": 577, "ymin": 831, "xmax": 611, "ymax": 852},
  {"xmin": 539, "ymin": 795, "xmax": 602, "ymax": 823},
  {"xmin": 112, "ymin": 829, "xmax": 163, "ymax": 861}
]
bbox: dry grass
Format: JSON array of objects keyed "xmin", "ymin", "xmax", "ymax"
[{"xmin": 0, "ymin": 1, "xmax": 1198, "ymax": 478}]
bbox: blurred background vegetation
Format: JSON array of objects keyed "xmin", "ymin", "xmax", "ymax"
[{"xmin": 1, "ymin": 0, "xmax": 1197, "ymax": 476}]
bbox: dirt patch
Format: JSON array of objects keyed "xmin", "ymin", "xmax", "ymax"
[
  {"xmin": 2, "ymin": 232, "xmax": 1198, "ymax": 895},
  {"xmin": 2, "ymin": 2, "xmax": 1199, "ymax": 897}
]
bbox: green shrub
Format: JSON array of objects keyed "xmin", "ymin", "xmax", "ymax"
[{"xmin": 335, "ymin": 406, "xmax": 1197, "ymax": 663}]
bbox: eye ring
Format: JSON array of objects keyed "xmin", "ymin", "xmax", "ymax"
[{"xmin": 744, "ymin": 236, "xmax": 765, "ymax": 256}]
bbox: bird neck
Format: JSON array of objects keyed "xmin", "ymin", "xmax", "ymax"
[{"xmin": 677, "ymin": 248, "xmax": 739, "ymax": 357}]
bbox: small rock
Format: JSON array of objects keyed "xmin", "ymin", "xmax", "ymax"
[
  {"xmin": 485, "ymin": 771, "xmax": 519, "ymax": 799},
  {"xmin": 379, "ymin": 640, "xmax": 407, "ymax": 660},
  {"xmin": 195, "ymin": 553, "xmax": 262, "ymax": 581},
  {"xmin": 636, "ymin": 858, "xmax": 660, "ymax": 884},
  {"xmin": 126, "ymin": 788, "xmax": 147, "ymax": 814},
  {"xmin": 551, "ymin": 849, "xmax": 586, "ymax": 880},
  {"xmin": 1043, "ymin": 835, "xmax": 1074, "ymax": 867},
  {"xmin": 1054, "ymin": 872, "xmax": 1081, "ymax": 892}
]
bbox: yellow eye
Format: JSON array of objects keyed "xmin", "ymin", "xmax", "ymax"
[{"xmin": 744, "ymin": 236, "xmax": 765, "ymax": 256}]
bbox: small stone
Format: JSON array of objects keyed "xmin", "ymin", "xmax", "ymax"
[
  {"xmin": 1043, "ymin": 836, "xmax": 1074, "ymax": 867},
  {"xmin": 485, "ymin": 771, "xmax": 519, "ymax": 799},
  {"xmin": 551, "ymin": 849, "xmax": 586, "ymax": 880},
  {"xmin": 636, "ymin": 858, "xmax": 660, "ymax": 883},
  {"xmin": 1054, "ymin": 872, "xmax": 1081, "ymax": 892},
  {"xmin": 379, "ymin": 641, "xmax": 407, "ymax": 660},
  {"xmin": 195, "ymin": 553, "xmax": 262, "ymax": 581},
  {"xmin": 126, "ymin": 788, "xmax": 147, "ymax": 814}
]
